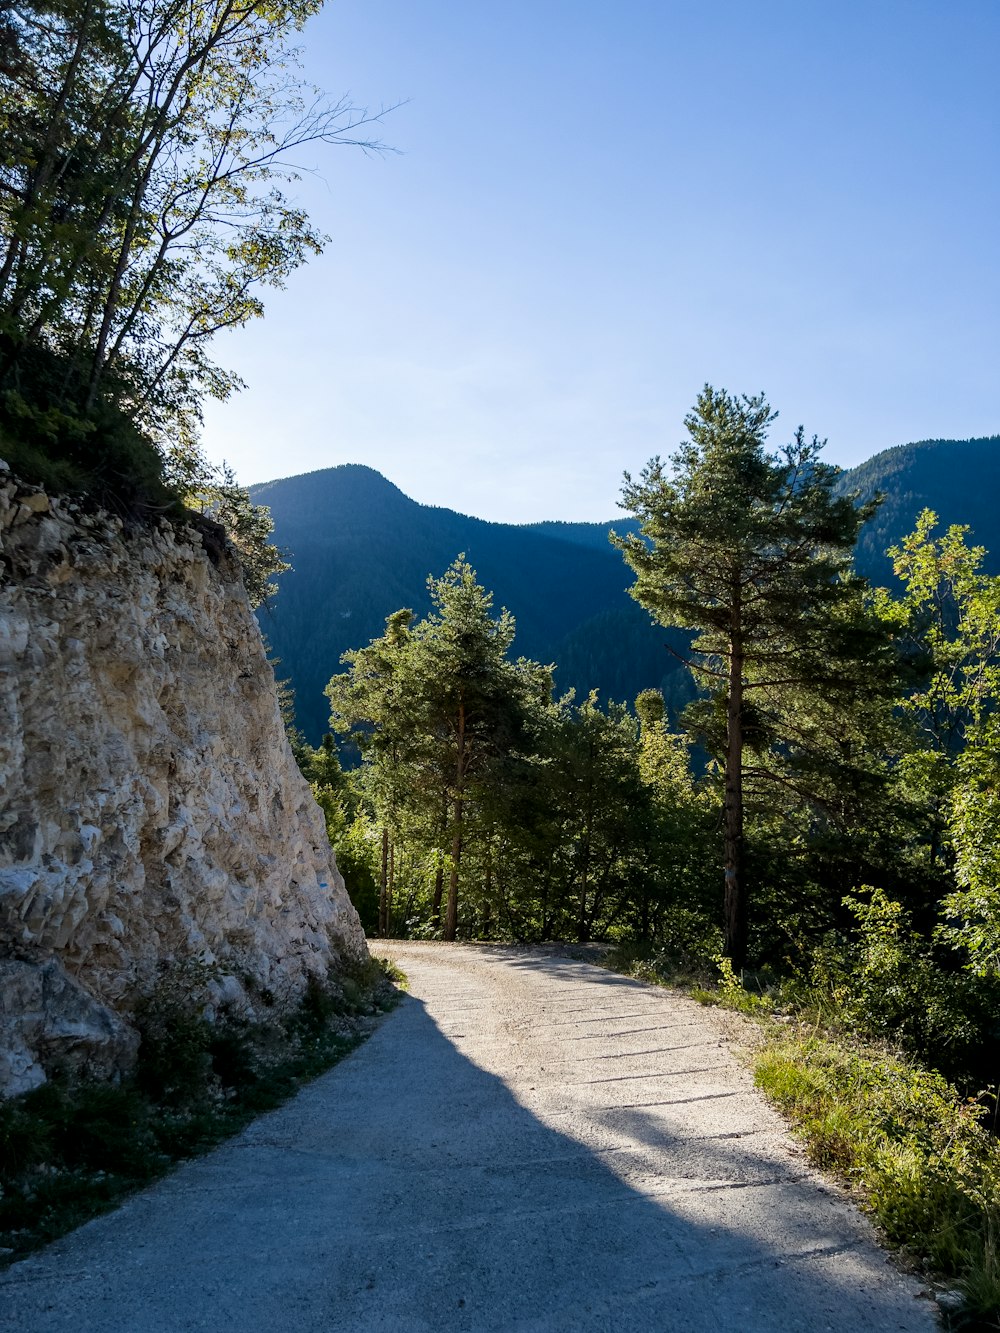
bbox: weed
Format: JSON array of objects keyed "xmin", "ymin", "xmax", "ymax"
[
  {"xmin": 0, "ymin": 957, "xmax": 404, "ymax": 1264},
  {"xmin": 605, "ymin": 913, "xmax": 722, "ymax": 989},
  {"xmin": 716, "ymin": 956, "xmax": 774, "ymax": 1014},
  {"xmin": 372, "ymin": 956, "xmax": 408, "ymax": 988},
  {"xmin": 603, "ymin": 939, "xmax": 1000, "ymax": 1325},
  {"xmin": 755, "ymin": 1034, "xmax": 1000, "ymax": 1325}
]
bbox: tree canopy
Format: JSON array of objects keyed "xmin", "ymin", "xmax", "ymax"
[
  {"xmin": 0, "ymin": 0, "xmax": 388, "ymax": 513},
  {"xmin": 321, "ymin": 558, "xmax": 713, "ymax": 944}
]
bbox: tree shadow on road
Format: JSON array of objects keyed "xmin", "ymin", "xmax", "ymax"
[{"xmin": 0, "ymin": 980, "xmax": 932, "ymax": 1333}]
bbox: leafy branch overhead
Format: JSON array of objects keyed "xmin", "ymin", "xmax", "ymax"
[{"xmin": 0, "ymin": 0, "xmax": 393, "ymax": 518}]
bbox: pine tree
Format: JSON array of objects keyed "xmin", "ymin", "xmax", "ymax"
[
  {"xmin": 326, "ymin": 608, "xmax": 418, "ymax": 936},
  {"xmin": 615, "ymin": 386, "xmax": 880, "ymax": 965},
  {"xmin": 326, "ymin": 558, "xmax": 549, "ymax": 940},
  {"xmin": 413, "ymin": 558, "xmax": 540, "ymax": 940}
]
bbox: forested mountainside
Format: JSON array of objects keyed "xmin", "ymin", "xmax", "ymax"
[
  {"xmin": 252, "ymin": 439, "xmax": 1000, "ymax": 743},
  {"xmin": 250, "ymin": 465, "xmax": 691, "ymax": 742},
  {"xmin": 840, "ymin": 435, "xmax": 1000, "ymax": 583}
]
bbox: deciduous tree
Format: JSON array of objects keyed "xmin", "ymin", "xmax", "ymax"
[{"xmin": 0, "ymin": 0, "xmax": 390, "ymax": 491}]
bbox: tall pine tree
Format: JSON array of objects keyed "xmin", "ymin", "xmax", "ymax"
[{"xmin": 615, "ymin": 386, "xmax": 880, "ymax": 965}]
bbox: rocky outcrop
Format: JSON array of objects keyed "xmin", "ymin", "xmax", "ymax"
[
  {"xmin": 0, "ymin": 959, "xmax": 138, "ymax": 1095},
  {"xmin": 0, "ymin": 463, "xmax": 367, "ymax": 1097}
]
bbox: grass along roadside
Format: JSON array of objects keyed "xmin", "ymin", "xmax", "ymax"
[
  {"xmin": 0, "ymin": 954, "xmax": 405, "ymax": 1265},
  {"xmin": 606, "ymin": 944, "xmax": 1000, "ymax": 1331},
  {"xmin": 757, "ymin": 1033, "xmax": 999, "ymax": 1329}
]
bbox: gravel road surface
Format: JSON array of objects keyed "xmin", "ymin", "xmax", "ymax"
[{"xmin": 0, "ymin": 943, "xmax": 937, "ymax": 1331}]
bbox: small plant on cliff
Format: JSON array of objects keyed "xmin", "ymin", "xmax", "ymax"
[{"xmin": 185, "ymin": 463, "xmax": 290, "ymax": 608}]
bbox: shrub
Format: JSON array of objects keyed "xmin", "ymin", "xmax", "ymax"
[{"xmin": 0, "ymin": 958, "xmax": 403, "ymax": 1262}]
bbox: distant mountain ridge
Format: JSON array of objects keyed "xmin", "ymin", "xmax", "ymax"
[
  {"xmin": 252, "ymin": 436, "xmax": 999, "ymax": 743},
  {"xmin": 835, "ymin": 435, "xmax": 1000, "ymax": 584},
  {"xmin": 251, "ymin": 465, "xmax": 689, "ymax": 742}
]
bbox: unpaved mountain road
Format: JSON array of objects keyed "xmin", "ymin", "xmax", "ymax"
[{"xmin": 0, "ymin": 943, "xmax": 936, "ymax": 1332}]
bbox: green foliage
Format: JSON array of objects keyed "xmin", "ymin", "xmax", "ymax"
[
  {"xmin": 249, "ymin": 438, "xmax": 1000, "ymax": 748},
  {"xmin": 521, "ymin": 693, "xmax": 649, "ymax": 942},
  {"xmin": 650, "ymin": 906, "xmax": 723, "ymax": 974},
  {"xmin": 321, "ymin": 559, "xmax": 719, "ymax": 945},
  {"xmin": 327, "ymin": 557, "xmax": 560, "ymax": 940},
  {"xmin": 0, "ymin": 371, "xmax": 180, "ymax": 515},
  {"xmin": 132, "ymin": 957, "xmax": 222, "ymax": 1106},
  {"xmin": 713, "ymin": 956, "xmax": 773, "ymax": 1014},
  {"xmin": 842, "ymin": 435, "xmax": 1000, "ymax": 587},
  {"xmin": 943, "ymin": 716, "xmax": 1000, "ymax": 980},
  {"xmin": 371, "ymin": 955, "xmax": 408, "ymax": 987},
  {"xmin": 836, "ymin": 513, "xmax": 1000, "ymax": 1077},
  {"xmin": 608, "ymin": 927, "xmax": 718, "ymax": 991},
  {"xmin": 187, "ymin": 464, "xmax": 289, "ymax": 607},
  {"xmin": 249, "ymin": 464, "xmax": 693, "ymax": 745},
  {"xmin": 279, "ymin": 691, "xmax": 381, "ymax": 927},
  {"xmin": 826, "ymin": 890, "xmax": 996, "ymax": 1084},
  {"xmin": 877, "ymin": 509, "xmax": 1000, "ymax": 756},
  {"xmin": 615, "ymin": 385, "xmax": 886, "ymax": 964},
  {"xmin": 330, "ymin": 812, "xmax": 381, "ymax": 934},
  {"xmin": 756, "ymin": 1034, "xmax": 1000, "ymax": 1320},
  {"xmin": 0, "ymin": 960, "xmax": 401, "ymax": 1261},
  {"xmin": 644, "ymin": 914, "xmax": 1000, "ymax": 1321},
  {"xmin": 0, "ymin": 0, "xmax": 388, "ymax": 465},
  {"xmin": 266, "ymin": 436, "xmax": 1000, "ymax": 1325},
  {"xmin": 0, "ymin": 0, "xmax": 394, "ymax": 552}
]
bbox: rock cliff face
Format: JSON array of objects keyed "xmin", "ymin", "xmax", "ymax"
[{"xmin": 0, "ymin": 464, "xmax": 367, "ymax": 1097}]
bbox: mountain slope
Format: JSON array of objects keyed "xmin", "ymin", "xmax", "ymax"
[
  {"xmin": 841, "ymin": 436, "xmax": 1000, "ymax": 584},
  {"xmin": 251, "ymin": 466, "xmax": 691, "ymax": 742},
  {"xmin": 253, "ymin": 438, "xmax": 999, "ymax": 744}
]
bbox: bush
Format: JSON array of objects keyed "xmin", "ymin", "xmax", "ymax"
[
  {"xmin": 0, "ymin": 366, "xmax": 181, "ymax": 517},
  {"xmin": 799, "ymin": 889, "xmax": 1000, "ymax": 1091},
  {"xmin": 607, "ymin": 906, "xmax": 723, "ymax": 986}
]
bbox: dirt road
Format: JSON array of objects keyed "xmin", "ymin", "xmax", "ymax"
[{"xmin": 0, "ymin": 944, "xmax": 936, "ymax": 1331}]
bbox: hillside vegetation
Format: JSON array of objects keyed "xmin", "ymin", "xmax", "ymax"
[
  {"xmin": 278, "ymin": 404, "xmax": 1000, "ymax": 1321},
  {"xmin": 254, "ymin": 436, "xmax": 1000, "ymax": 743},
  {"xmin": 0, "ymin": 0, "xmax": 376, "ymax": 600},
  {"xmin": 252, "ymin": 464, "xmax": 692, "ymax": 741},
  {"xmin": 3, "ymin": 7, "xmax": 999, "ymax": 1311},
  {"xmin": 841, "ymin": 436, "xmax": 1000, "ymax": 584}
]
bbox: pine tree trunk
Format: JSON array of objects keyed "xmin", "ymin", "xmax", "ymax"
[
  {"xmin": 576, "ymin": 844, "xmax": 591, "ymax": 943},
  {"xmin": 431, "ymin": 853, "xmax": 444, "ymax": 928},
  {"xmin": 482, "ymin": 842, "xmax": 493, "ymax": 938},
  {"xmin": 444, "ymin": 700, "xmax": 466, "ymax": 941},
  {"xmin": 576, "ymin": 752, "xmax": 594, "ymax": 943},
  {"xmin": 445, "ymin": 798, "xmax": 463, "ymax": 941},
  {"xmin": 386, "ymin": 839, "xmax": 395, "ymax": 938},
  {"xmin": 431, "ymin": 788, "xmax": 448, "ymax": 927},
  {"xmin": 724, "ymin": 591, "xmax": 747, "ymax": 967},
  {"xmin": 378, "ymin": 825, "xmax": 389, "ymax": 937}
]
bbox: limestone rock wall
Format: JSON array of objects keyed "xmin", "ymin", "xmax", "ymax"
[{"xmin": 0, "ymin": 465, "xmax": 367, "ymax": 1096}]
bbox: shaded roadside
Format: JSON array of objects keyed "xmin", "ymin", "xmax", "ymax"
[{"xmin": 0, "ymin": 945, "xmax": 936, "ymax": 1331}]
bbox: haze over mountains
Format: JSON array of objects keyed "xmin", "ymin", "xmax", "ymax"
[{"xmin": 252, "ymin": 436, "xmax": 1000, "ymax": 743}]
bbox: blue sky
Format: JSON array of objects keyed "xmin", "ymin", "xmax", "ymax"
[{"xmin": 200, "ymin": 0, "xmax": 999, "ymax": 523}]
